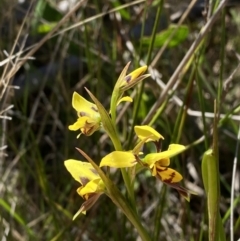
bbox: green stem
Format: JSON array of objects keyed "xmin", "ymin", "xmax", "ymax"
[
  {"xmin": 110, "ymin": 131, "xmax": 137, "ymax": 210},
  {"xmin": 121, "ymin": 203, "xmax": 151, "ymax": 241},
  {"xmin": 110, "ymin": 89, "xmax": 119, "ymax": 125},
  {"xmin": 81, "ymin": 148, "xmax": 151, "ymax": 241},
  {"xmin": 110, "ymin": 90, "xmax": 136, "ymax": 208},
  {"xmin": 153, "ymin": 185, "xmax": 166, "ymax": 241},
  {"xmin": 109, "ymin": 184, "xmax": 152, "ymax": 241}
]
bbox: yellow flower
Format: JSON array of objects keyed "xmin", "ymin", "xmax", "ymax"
[
  {"xmin": 110, "ymin": 64, "xmax": 150, "ymax": 122},
  {"xmin": 69, "ymin": 92, "xmax": 101, "ymax": 137},
  {"xmin": 64, "ymin": 159, "xmax": 105, "ymax": 219},
  {"xmin": 118, "ymin": 64, "xmax": 150, "ymax": 91},
  {"xmin": 100, "ymin": 125, "xmax": 192, "ymax": 200},
  {"xmin": 100, "ymin": 145, "xmax": 185, "ymax": 184},
  {"xmin": 99, "ymin": 126, "xmax": 164, "ymax": 168},
  {"xmin": 143, "ymin": 144, "xmax": 186, "ymax": 184},
  {"xmin": 142, "ymin": 144, "xmax": 192, "ymax": 200}
]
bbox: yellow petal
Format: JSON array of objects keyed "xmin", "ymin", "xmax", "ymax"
[
  {"xmin": 118, "ymin": 65, "xmax": 150, "ymax": 91},
  {"xmin": 156, "ymin": 158, "xmax": 170, "ymax": 167},
  {"xmin": 151, "ymin": 158, "xmax": 170, "ymax": 174},
  {"xmin": 124, "ymin": 66, "xmax": 148, "ymax": 85},
  {"xmin": 168, "ymin": 144, "xmax": 186, "ymax": 153},
  {"xmin": 64, "ymin": 159, "xmax": 100, "ymax": 184},
  {"xmin": 153, "ymin": 165, "xmax": 183, "ymax": 183},
  {"xmin": 134, "ymin": 125, "xmax": 164, "ymax": 142},
  {"xmin": 144, "ymin": 144, "xmax": 186, "ymax": 166},
  {"xmin": 117, "ymin": 96, "xmax": 133, "ymax": 106},
  {"xmin": 68, "ymin": 118, "xmax": 85, "ymax": 131},
  {"xmin": 100, "ymin": 151, "xmax": 137, "ymax": 168},
  {"xmin": 72, "ymin": 92, "xmax": 99, "ymax": 117},
  {"xmin": 77, "ymin": 179, "xmax": 105, "ymax": 197}
]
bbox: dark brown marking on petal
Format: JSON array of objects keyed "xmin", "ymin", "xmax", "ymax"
[
  {"xmin": 124, "ymin": 75, "xmax": 131, "ymax": 83},
  {"xmin": 155, "ymin": 166, "xmax": 176, "ymax": 184},
  {"xmin": 169, "ymin": 172, "xmax": 176, "ymax": 183},
  {"xmin": 90, "ymin": 168, "xmax": 98, "ymax": 175},
  {"xmin": 163, "ymin": 171, "xmax": 176, "ymax": 184},
  {"xmin": 156, "ymin": 166, "xmax": 168, "ymax": 172},
  {"xmin": 91, "ymin": 106, "xmax": 98, "ymax": 112},
  {"xmin": 79, "ymin": 177, "xmax": 89, "ymax": 186},
  {"xmin": 79, "ymin": 111, "xmax": 86, "ymax": 117}
]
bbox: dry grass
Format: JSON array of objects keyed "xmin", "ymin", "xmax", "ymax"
[{"xmin": 0, "ymin": 0, "xmax": 240, "ymax": 240}]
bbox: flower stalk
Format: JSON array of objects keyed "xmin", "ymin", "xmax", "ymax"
[{"xmin": 64, "ymin": 63, "xmax": 194, "ymax": 241}]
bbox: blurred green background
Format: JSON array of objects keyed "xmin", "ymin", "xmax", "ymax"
[{"xmin": 0, "ymin": 0, "xmax": 240, "ymax": 240}]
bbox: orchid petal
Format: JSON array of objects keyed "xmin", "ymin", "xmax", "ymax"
[
  {"xmin": 121, "ymin": 66, "xmax": 148, "ymax": 87},
  {"xmin": 117, "ymin": 96, "xmax": 133, "ymax": 106},
  {"xmin": 153, "ymin": 165, "xmax": 183, "ymax": 183},
  {"xmin": 78, "ymin": 179, "xmax": 105, "ymax": 197},
  {"xmin": 144, "ymin": 144, "xmax": 186, "ymax": 166},
  {"xmin": 134, "ymin": 125, "xmax": 164, "ymax": 142},
  {"xmin": 64, "ymin": 160, "xmax": 99, "ymax": 184},
  {"xmin": 72, "ymin": 92, "xmax": 99, "ymax": 117},
  {"xmin": 68, "ymin": 117, "xmax": 87, "ymax": 131},
  {"xmin": 100, "ymin": 151, "xmax": 137, "ymax": 168}
]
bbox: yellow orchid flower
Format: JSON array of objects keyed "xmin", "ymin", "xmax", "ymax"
[
  {"xmin": 69, "ymin": 92, "xmax": 101, "ymax": 137},
  {"xmin": 118, "ymin": 64, "xmax": 150, "ymax": 91},
  {"xmin": 100, "ymin": 145, "xmax": 185, "ymax": 184},
  {"xmin": 100, "ymin": 124, "xmax": 192, "ymax": 200},
  {"xmin": 110, "ymin": 63, "xmax": 150, "ymax": 123},
  {"xmin": 143, "ymin": 144, "xmax": 185, "ymax": 183},
  {"xmin": 134, "ymin": 125, "xmax": 164, "ymax": 142},
  {"xmin": 142, "ymin": 144, "xmax": 193, "ymax": 201},
  {"xmin": 64, "ymin": 159, "xmax": 105, "ymax": 219}
]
